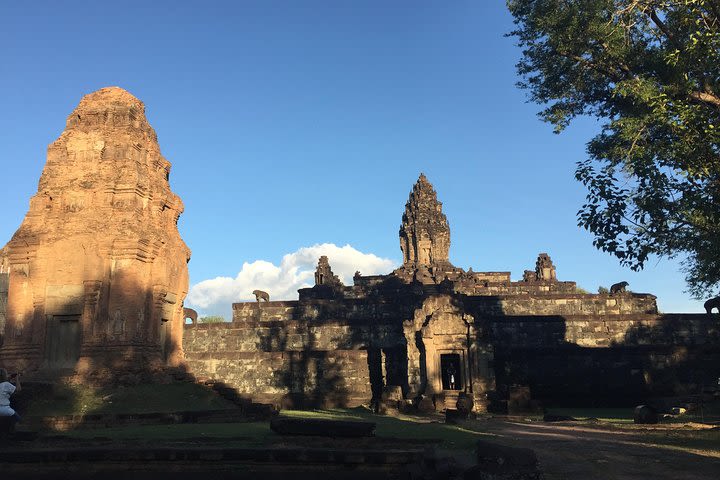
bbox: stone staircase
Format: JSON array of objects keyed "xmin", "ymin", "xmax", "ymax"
[{"xmin": 443, "ymin": 391, "xmax": 460, "ymax": 411}]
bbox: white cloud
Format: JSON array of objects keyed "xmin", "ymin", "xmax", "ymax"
[{"xmin": 186, "ymin": 243, "xmax": 398, "ymax": 320}]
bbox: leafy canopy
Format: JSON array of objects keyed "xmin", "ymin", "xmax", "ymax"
[{"xmin": 508, "ymin": 0, "xmax": 720, "ymax": 298}]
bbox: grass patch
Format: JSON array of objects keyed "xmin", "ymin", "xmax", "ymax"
[
  {"xmin": 55, "ymin": 422, "xmax": 272, "ymax": 445},
  {"xmin": 34, "ymin": 407, "xmax": 720, "ymax": 458},
  {"xmin": 26, "ymin": 382, "xmax": 239, "ymax": 416},
  {"xmin": 50, "ymin": 407, "xmax": 494, "ymax": 451},
  {"xmin": 282, "ymin": 407, "xmax": 495, "ymax": 450}
]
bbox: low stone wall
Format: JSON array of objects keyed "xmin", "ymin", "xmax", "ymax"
[
  {"xmin": 184, "ymin": 301, "xmax": 715, "ymax": 409},
  {"xmin": 183, "ymin": 322, "xmax": 373, "ymax": 407},
  {"xmin": 492, "ymin": 314, "xmax": 719, "ymax": 348},
  {"xmin": 471, "ymin": 293, "xmax": 658, "ymax": 317},
  {"xmin": 233, "ymin": 301, "xmax": 297, "ymax": 322},
  {"xmin": 492, "ymin": 313, "xmax": 720, "ymax": 404}
]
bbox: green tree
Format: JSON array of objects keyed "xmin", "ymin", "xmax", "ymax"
[
  {"xmin": 508, "ymin": 0, "xmax": 720, "ymax": 298},
  {"xmin": 198, "ymin": 315, "xmax": 226, "ymax": 324}
]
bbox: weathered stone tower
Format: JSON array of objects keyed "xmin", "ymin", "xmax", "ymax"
[
  {"xmin": 399, "ymin": 173, "xmax": 451, "ymax": 268},
  {"xmin": 395, "ymin": 174, "xmax": 463, "ymax": 284},
  {"xmin": 314, "ymin": 256, "xmax": 342, "ymax": 288},
  {"xmin": 0, "ymin": 87, "xmax": 191, "ymax": 379}
]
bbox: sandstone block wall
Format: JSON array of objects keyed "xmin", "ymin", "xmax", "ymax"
[
  {"xmin": 468, "ymin": 293, "xmax": 658, "ymax": 317},
  {"xmin": 183, "ymin": 322, "xmax": 372, "ymax": 407},
  {"xmin": 185, "ymin": 300, "xmax": 719, "ymax": 409},
  {"xmin": 492, "ymin": 313, "xmax": 720, "ymax": 348},
  {"xmin": 492, "ymin": 313, "xmax": 720, "ymax": 404}
]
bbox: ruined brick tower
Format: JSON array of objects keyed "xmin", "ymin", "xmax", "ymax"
[{"xmin": 0, "ymin": 87, "xmax": 191, "ymax": 378}]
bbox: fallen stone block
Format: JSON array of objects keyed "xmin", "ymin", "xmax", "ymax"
[
  {"xmin": 634, "ymin": 405, "xmax": 658, "ymax": 424},
  {"xmin": 542, "ymin": 414, "xmax": 577, "ymax": 422}
]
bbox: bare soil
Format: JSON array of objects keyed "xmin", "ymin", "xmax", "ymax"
[{"xmin": 470, "ymin": 417, "xmax": 720, "ymax": 480}]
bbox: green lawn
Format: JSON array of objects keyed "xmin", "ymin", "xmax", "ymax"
[
  {"xmin": 34, "ymin": 406, "xmax": 720, "ymax": 458},
  {"xmin": 49, "ymin": 407, "xmax": 495, "ymax": 451},
  {"xmin": 54, "ymin": 421, "xmax": 273, "ymax": 446},
  {"xmin": 283, "ymin": 407, "xmax": 496, "ymax": 450},
  {"xmin": 25, "ymin": 382, "xmax": 239, "ymax": 416}
]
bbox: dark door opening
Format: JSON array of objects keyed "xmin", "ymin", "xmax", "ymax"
[
  {"xmin": 440, "ymin": 353, "xmax": 462, "ymax": 390},
  {"xmin": 159, "ymin": 319, "xmax": 171, "ymax": 363}
]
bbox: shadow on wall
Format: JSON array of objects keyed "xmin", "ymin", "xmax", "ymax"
[
  {"xmin": 492, "ymin": 312, "xmax": 720, "ymax": 407},
  {"xmin": 251, "ymin": 275, "xmax": 440, "ymax": 410},
  {"xmin": 616, "ymin": 314, "xmax": 720, "ymax": 397},
  {"xmin": 0, "ymin": 276, "xmax": 188, "ymax": 386},
  {"xmin": 257, "ymin": 311, "xmax": 350, "ymax": 409},
  {"xmin": 0, "ymin": 275, "xmax": 202, "ymax": 430}
]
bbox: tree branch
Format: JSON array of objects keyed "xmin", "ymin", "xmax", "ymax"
[
  {"xmin": 554, "ymin": 48, "xmax": 628, "ymax": 83},
  {"xmin": 648, "ymin": 8, "xmax": 682, "ymax": 50},
  {"xmin": 688, "ymin": 90, "xmax": 720, "ymax": 109},
  {"xmin": 707, "ymin": 1, "xmax": 720, "ymax": 25}
]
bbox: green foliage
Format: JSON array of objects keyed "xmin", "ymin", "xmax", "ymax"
[
  {"xmin": 508, "ymin": 0, "xmax": 720, "ymax": 298},
  {"xmin": 199, "ymin": 315, "xmax": 226, "ymax": 323},
  {"xmin": 575, "ymin": 286, "xmax": 590, "ymax": 294},
  {"xmin": 598, "ymin": 286, "xmax": 610, "ymax": 294}
]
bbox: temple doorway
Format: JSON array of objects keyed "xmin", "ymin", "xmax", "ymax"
[
  {"xmin": 159, "ymin": 319, "xmax": 171, "ymax": 363},
  {"xmin": 440, "ymin": 353, "xmax": 462, "ymax": 391},
  {"xmin": 44, "ymin": 314, "xmax": 81, "ymax": 368}
]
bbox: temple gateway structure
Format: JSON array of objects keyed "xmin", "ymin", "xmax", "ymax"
[{"xmin": 184, "ymin": 174, "xmax": 720, "ymax": 412}]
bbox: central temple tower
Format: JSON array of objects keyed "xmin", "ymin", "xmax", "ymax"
[{"xmin": 399, "ymin": 173, "xmax": 452, "ymax": 268}]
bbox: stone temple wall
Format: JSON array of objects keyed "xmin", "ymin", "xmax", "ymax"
[
  {"xmin": 184, "ymin": 297, "xmax": 719, "ymax": 409},
  {"xmin": 183, "ymin": 318, "xmax": 375, "ymax": 407},
  {"xmin": 468, "ymin": 292, "xmax": 658, "ymax": 317},
  {"xmin": 491, "ymin": 313, "xmax": 720, "ymax": 405}
]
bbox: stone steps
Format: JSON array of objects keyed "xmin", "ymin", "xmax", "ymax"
[
  {"xmin": 443, "ymin": 392, "xmax": 460, "ymax": 411},
  {"xmin": 0, "ymin": 445, "xmax": 438, "ymax": 480}
]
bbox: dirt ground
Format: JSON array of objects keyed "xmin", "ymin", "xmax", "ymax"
[{"xmin": 470, "ymin": 417, "xmax": 720, "ymax": 480}]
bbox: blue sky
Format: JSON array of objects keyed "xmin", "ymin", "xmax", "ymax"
[{"xmin": 0, "ymin": 1, "xmax": 706, "ymax": 317}]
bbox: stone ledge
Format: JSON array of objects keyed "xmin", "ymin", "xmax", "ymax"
[{"xmin": 0, "ymin": 445, "xmax": 427, "ymax": 465}]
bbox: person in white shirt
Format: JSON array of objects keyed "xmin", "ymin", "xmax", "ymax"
[{"xmin": 0, "ymin": 368, "xmax": 21, "ymax": 425}]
